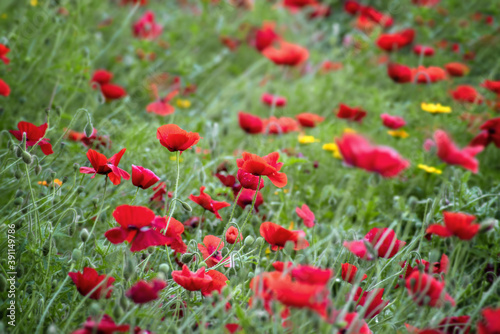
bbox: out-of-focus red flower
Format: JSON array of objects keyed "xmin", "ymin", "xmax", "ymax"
[
  {"xmin": 295, "ymin": 204, "xmax": 315, "ymax": 228},
  {"xmin": 387, "ymin": 63, "xmax": 412, "ymax": 83},
  {"xmin": 131, "ymin": 165, "xmax": 160, "ymax": 189},
  {"xmin": 319, "ymin": 60, "xmax": 343, "ymax": 74},
  {"xmin": 413, "ymin": 45, "xmax": 435, "ymax": 56},
  {"xmin": 237, "ymin": 152, "xmax": 287, "ymax": 188},
  {"xmin": 238, "ymin": 112, "xmax": 264, "ymax": 134},
  {"xmin": 445, "ymin": 62, "xmax": 469, "ymax": 77},
  {"xmin": 254, "ymin": 22, "xmax": 280, "ymax": 52},
  {"xmin": 0, "ymin": 44, "xmax": 10, "ymax": 64},
  {"xmin": 225, "ymin": 226, "xmax": 242, "ymax": 244},
  {"xmin": 68, "ymin": 268, "xmax": 115, "ymax": 300},
  {"xmin": 482, "ymin": 80, "xmax": 500, "ymax": 94},
  {"xmin": 426, "ymin": 212, "xmax": 480, "ymax": 241},
  {"xmin": 224, "ymin": 323, "xmax": 241, "ymax": 334},
  {"xmin": 236, "ymin": 188, "xmax": 264, "ymax": 212},
  {"xmin": 344, "ymin": 227, "xmax": 406, "ymax": 260},
  {"xmin": 296, "ymin": 112, "xmax": 325, "ymax": 128},
  {"xmin": 172, "ymin": 265, "xmax": 213, "ymax": 291},
  {"xmin": 220, "ymin": 36, "xmax": 239, "ymax": 51},
  {"xmin": 434, "ymin": 130, "xmax": 482, "ymax": 173},
  {"xmin": 262, "ymin": 41, "xmax": 309, "ymax": 66},
  {"xmin": 156, "ymin": 124, "xmax": 201, "ymax": 152},
  {"xmin": 121, "ymin": 0, "xmax": 147, "ymax": 5},
  {"xmin": 66, "ymin": 128, "xmax": 110, "ymax": 149},
  {"xmin": 406, "ymin": 316, "xmax": 470, "ymax": 334},
  {"xmin": 401, "ymin": 254, "xmax": 449, "ymax": 282},
  {"xmin": 198, "ymin": 235, "xmax": 230, "ymax": 267},
  {"xmin": 262, "ymin": 116, "xmax": 300, "ymax": 134},
  {"xmin": 329, "ymin": 311, "xmax": 372, "ymax": 333},
  {"xmin": 0, "ymin": 78, "xmax": 10, "ymax": 96},
  {"xmin": 291, "ymin": 265, "xmax": 332, "ymax": 286},
  {"xmin": 344, "ymin": 1, "xmax": 392, "ymax": 28},
  {"xmin": 133, "ymin": 11, "xmax": 162, "ymax": 40},
  {"xmin": 450, "ymin": 85, "xmax": 483, "ymax": 104},
  {"xmin": 336, "ymin": 133, "xmax": 410, "ymax": 178},
  {"xmin": 189, "ymin": 186, "xmax": 230, "ymax": 220},
  {"xmin": 100, "ymin": 83, "xmax": 127, "ymax": 101},
  {"xmin": 201, "ymin": 270, "xmax": 228, "ymax": 296},
  {"xmin": 91, "ymin": 69, "xmax": 113, "ymax": 85},
  {"xmin": 261, "ymin": 92, "xmax": 287, "ymax": 107},
  {"xmin": 9, "ymin": 121, "xmax": 53, "ymax": 155},
  {"xmin": 351, "ymin": 287, "xmax": 389, "ymax": 318},
  {"xmin": 477, "ymin": 308, "xmax": 500, "ymax": 334},
  {"xmin": 237, "ymin": 169, "xmax": 265, "ymax": 190},
  {"xmin": 470, "ymin": 118, "xmax": 500, "ymax": 148},
  {"xmin": 126, "ymin": 279, "xmax": 167, "ymax": 304},
  {"xmin": 405, "ymin": 271, "xmax": 455, "ymax": 307},
  {"xmin": 260, "ymin": 221, "xmax": 309, "ymax": 251},
  {"xmin": 411, "ymin": 66, "xmax": 447, "ymax": 84},
  {"xmin": 381, "ymin": 114, "xmax": 406, "ymax": 129},
  {"xmin": 341, "ymin": 263, "xmax": 367, "ymax": 283},
  {"xmin": 149, "ymin": 182, "xmax": 173, "ymax": 204},
  {"xmin": 376, "ymin": 29, "xmax": 415, "ymax": 52},
  {"xmin": 336, "ymin": 104, "xmax": 367, "ymax": 123},
  {"xmin": 80, "ymin": 148, "xmax": 129, "ymax": 185},
  {"xmin": 147, "ymin": 90, "xmax": 178, "ymax": 116},
  {"xmin": 412, "ymin": 0, "xmax": 440, "ymax": 6},
  {"xmin": 71, "ymin": 315, "xmax": 129, "ymax": 334}
]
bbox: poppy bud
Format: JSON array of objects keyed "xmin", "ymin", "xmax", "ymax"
[
  {"xmin": 159, "ymin": 263, "xmax": 170, "ymax": 276},
  {"xmin": 179, "ymin": 200, "xmax": 192, "ymax": 212},
  {"xmin": 157, "ymin": 272, "xmax": 166, "ymax": 281},
  {"xmin": 113, "ymin": 304, "xmax": 124, "ymax": 319},
  {"xmin": 254, "ymin": 237, "xmax": 264, "ymax": 248},
  {"xmin": 89, "ymin": 302, "xmax": 101, "ymax": 317},
  {"xmin": 407, "ymin": 196, "xmax": 418, "ymax": 211},
  {"xmin": 0, "ymin": 274, "xmax": 7, "ymax": 292},
  {"xmin": 80, "ymin": 228, "xmax": 90, "ymax": 242},
  {"xmin": 7, "ymin": 139, "xmax": 14, "ymax": 150},
  {"xmin": 222, "ymin": 285, "xmax": 231, "ymax": 298},
  {"xmin": 77, "ymin": 186, "xmax": 85, "ymax": 194},
  {"xmin": 181, "ymin": 253, "xmax": 194, "ymax": 264},
  {"xmin": 35, "ymin": 164, "xmax": 42, "ymax": 175},
  {"xmin": 72, "ymin": 249, "xmax": 82, "ymax": 262},
  {"xmin": 73, "ymin": 163, "xmax": 79, "ymax": 172},
  {"xmin": 14, "ymin": 168, "xmax": 23, "ymax": 179},
  {"xmin": 198, "ymin": 261, "xmax": 207, "ymax": 268},
  {"xmin": 247, "ymin": 272, "xmax": 254, "ymax": 279},
  {"xmin": 480, "ymin": 218, "xmax": 497, "ymax": 232},
  {"xmin": 244, "ymin": 235, "xmax": 255, "ymax": 247},
  {"xmin": 13, "ymin": 197, "xmax": 23, "ymax": 206},
  {"xmin": 123, "ymin": 257, "xmax": 136, "ymax": 280},
  {"xmin": 92, "ymin": 198, "xmax": 99, "ymax": 206},
  {"xmin": 14, "ymin": 145, "xmax": 22, "ymax": 158},
  {"xmin": 232, "ymin": 285, "xmax": 242, "ymax": 296}
]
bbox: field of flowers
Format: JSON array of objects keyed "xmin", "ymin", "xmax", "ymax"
[{"xmin": 1, "ymin": 0, "xmax": 500, "ymax": 333}]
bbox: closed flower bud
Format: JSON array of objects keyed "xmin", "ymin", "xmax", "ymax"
[
  {"xmin": 198, "ymin": 261, "xmax": 207, "ymax": 268},
  {"xmin": 15, "ymin": 190, "xmax": 24, "ymax": 197},
  {"xmin": 13, "ymin": 197, "xmax": 23, "ymax": 206},
  {"xmin": 35, "ymin": 164, "xmax": 42, "ymax": 175},
  {"xmin": 73, "ymin": 163, "xmax": 79, "ymax": 172},
  {"xmin": 254, "ymin": 237, "xmax": 264, "ymax": 248},
  {"xmin": 21, "ymin": 151, "xmax": 32, "ymax": 164},
  {"xmin": 113, "ymin": 304, "xmax": 124, "ymax": 319},
  {"xmin": 14, "ymin": 169, "xmax": 23, "ymax": 179},
  {"xmin": 79, "ymin": 228, "xmax": 90, "ymax": 242},
  {"xmin": 14, "ymin": 145, "xmax": 22, "ymax": 158},
  {"xmin": 89, "ymin": 302, "xmax": 101, "ymax": 317},
  {"xmin": 181, "ymin": 253, "xmax": 194, "ymax": 264},
  {"xmin": 180, "ymin": 200, "xmax": 192, "ymax": 212},
  {"xmin": 123, "ymin": 257, "xmax": 136, "ymax": 280},
  {"xmin": 247, "ymin": 272, "xmax": 254, "ymax": 279},
  {"xmin": 244, "ymin": 235, "xmax": 255, "ymax": 247},
  {"xmin": 159, "ymin": 263, "xmax": 170, "ymax": 276},
  {"xmin": 72, "ymin": 249, "xmax": 82, "ymax": 262},
  {"xmin": 77, "ymin": 186, "xmax": 85, "ymax": 194}
]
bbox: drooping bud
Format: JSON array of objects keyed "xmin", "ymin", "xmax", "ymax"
[
  {"xmin": 181, "ymin": 253, "xmax": 194, "ymax": 264},
  {"xmin": 79, "ymin": 228, "xmax": 90, "ymax": 242}
]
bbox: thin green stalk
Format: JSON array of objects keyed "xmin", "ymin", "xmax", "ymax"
[
  {"xmin": 24, "ymin": 163, "xmax": 41, "ymax": 241},
  {"xmin": 85, "ymin": 176, "xmax": 109, "ymax": 244},
  {"xmin": 164, "ymin": 151, "xmax": 181, "ymax": 232},
  {"xmin": 130, "ymin": 187, "xmax": 139, "ymax": 204}
]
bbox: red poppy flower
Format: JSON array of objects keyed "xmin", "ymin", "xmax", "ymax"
[
  {"xmin": 236, "ymin": 188, "xmax": 264, "ymax": 212},
  {"xmin": 260, "ymin": 221, "xmax": 309, "ymax": 251},
  {"xmin": 401, "ymin": 254, "xmax": 449, "ymax": 281},
  {"xmin": 126, "ymin": 279, "xmax": 166, "ymax": 304},
  {"xmin": 132, "ymin": 11, "xmax": 162, "ymax": 40},
  {"xmin": 426, "ymin": 211, "xmax": 479, "ymax": 241},
  {"xmin": 0, "ymin": 44, "xmax": 10, "ymax": 65},
  {"xmin": 149, "ymin": 182, "xmax": 173, "ymax": 204},
  {"xmin": 295, "ymin": 204, "xmax": 315, "ymax": 228},
  {"xmin": 262, "ymin": 41, "xmax": 309, "ymax": 66},
  {"xmin": 224, "ymin": 323, "xmax": 241, "ymax": 334},
  {"xmin": 146, "ymin": 90, "xmax": 178, "ymax": 116},
  {"xmin": 344, "ymin": 0, "xmax": 362, "ymax": 14},
  {"xmin": 319, "ymin": 60, "xmax": 343, "ymax": 74},
  {"xmin": 434, "ymin": 130, "xmax": 482, "ymax": 173},
  {"xmin": 387, "ymin": 63, "xmax": 412, "ymax": 83},
  {"xmin": 296, "ymin": 113, "xmax": 325, "ymax": 128},
  {"xmin": 157, "ymin": 124, "xmax": 201, "ymax": 152},
  {"xmin": 411, "ymin": 66, "xmax": 447, "ymax": 84},
  {"xmin": 254, "ymin": 22, "xmax": 280, "ymax": 52},
  {"xmin": 68, "ymin": 267, "xmax": 115, "ymax": 300},
  {"xmin": 71, "ymin": 314, "xmax": 129, "ymax": 334},
  {"xmin": 237, "ymin": 169, "xmax": 264, "ymax": 190},
  {"xmin": 91, "ymin": 69, "xmax": 113, "ymax": 86},
  {"xmin": 360, "ymin": 6, "xmax": 393, "ymax": 27},
  {"xmin": 336, "ymin": 104, "xmax": 367, "ymax": 123},
  {"xmin": 238, "ymin": 112, "xmax": 264, "ymax": 134},
  {"xmin": 341, "ymin": 263, "xmax": 367, "ymax": 283},
  {"xmin": 450, "ymin": 85, "xmax": 483, "ymax": 104},
  {"xmin": 201, "ymin": 270, "xmax": 228, "ymax": 296},
  {"xmin": 131, "ymin": 165, "xmax": 160, "ymax": 189},
  {"xmin": 376, "ymin": 29, "xmax": 415, "ymax": 52},
  {"xmin": 261, "ymin": 92, "xmax": 287, "ymax": 107},
  {"xmin": 329, "ymin": 311, "xmax": 371, "ymax": 334},
  {"xmin": 413, "ymin": 45, "xmax": 435, "ymax": 56},
  {"xmin": 470, "ymin": 118, "xmax": 500, "ymax": 148},
  {"xmin": 189, "ymin": 186, "xmax": 230, "ymax": 220},
  {"xmin": 80, "ymin": 148, "xmax": 130, "ymax": 185},
  {"xmin": 381, "ymin": 114, "xmax": 406, "ymax": 129},
  {"xmin": 9, "ymin": 121, "xmax": 53, "ymax": 155},
  {"xmin": 481, "ymin": 80, "xmax": 500, "ymax": 94},
  {"xmin": 344, "ymin": 227, "xmax": 406, "ymax": 260},
  {"xmin": 0, "ymin": 78, "xmax": 10, "ymax": 96},
  {"xmin": 412, "ymin": 0, "xmax": 440, "ymax": 6},
  {"xmin": 237, "ymin": 151, "xmax": 287, "ymax": 187},
  {"xmin": 226, "ymin": 226, "xmax": 242, "ymax": 244},
  {"xmin": 198, "ymin": 235, "xmax": 230, "ymax": 267},
  {"xmin": 262, "ymin": 116, "xmax": 299, "ymax": 134},
  {"xmin": 141, "ymin": 215, "xmax": 187, "ymax": 254},
  {"xmin": 290, "ymin": 264, "xmax": 332, "ymax": 286},
  {"xmin": 405, "ymin": 271, "xmax": 455, "ymax": 307},
  {"xmin": 477, "ymin": 308, "xmax": 500, "ymax": 334},
  {"xmin": 66, "ymin": 128, "xmax": 110, "ymax": 149},
  {"xmin": 336, "ymin": 133, "xmax": 410, "ymax": 178},
  {"xmin": 172, "ymin": 265, "xmax": 213, "ymax": 291},
  {"xmin": 407, "ymin": 316, "xmax": 471, "ymax": 334},
  {"xmin": 445, "ymin": 62, "xmax": 469, "ymax": 77},
  {"xmin": 352, "ymin": 287, "xmax": 389, "ymax": 318},
  {"xmin": 100, "ymin": 83, "xmax": 127, "ymax": 101}
]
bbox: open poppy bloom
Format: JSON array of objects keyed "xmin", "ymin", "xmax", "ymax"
[
  {"xmin": 445, "ymin": 62, "xmax": 469, "ymax": 77},
  {"xmin": 336, "ymin": 104, "xmax": 367, "ymax": 123},
  {"xmin": 146, "ymin": 90, "xmax": 178, "ymax": 116},
  {"xmin": 413, "ymin": 45, "xmax": 435, "ymax": 56},
  {"xmin": 0, "ymin": 44, "xmax": 10, "ymax": 64},
  {"xmin": 434, "ymin": 130, "xmax": 482, "ymax": 173},
  {"xmin": 71, "ymin": 314, "xmax": 129, "ymax": 334},
  {"xmin": 296, "ymin": 112, "xmax": 325, "ymax": 128},
  {"xmin": 401, "ymin": 254, "xmax": 449, "ymax": 281},
  {"xmin": 261, "ymin": 92, "xmax": 287, "ymax": 107},
  {"xmin": 387, "ymin": 63, "xmax": 412, "ymax": 83},
  {"xmin": 344, "ymin": 227, "xmax": 406, "ymax": 260},
  {"xmin": 189, "ymin": 186, "xmax": 230, "ymax": 220},
  {"xmin": 254, "ymin": 22, "xmax": 280, "ymax": 52},
  {"xmin": 132, "ymin": 11, "xmax": 162, "ymax": 40},
  {"xmin": 238, "ymin": 112, "xmax": 264, "ymax": 134},
  {"xmin": 237, "ymin": 188, "xmax": 264, "ymax": 212},
  {"xmin": 328, "ymin": 311, "xmax": 372, "ymax": 334},
  {"xmin": 68, "ymin": 267, "xmax": 115, "ymax": 300},
  {"xmin": 477, "ymin": 307, "xmax": 500, "ymax": 334},
  {"xmin": 156, "ymin": 124, "xmax": 201, "ymax": 152},
  {"xmin": 341, "ymin": 263, "xmax": 367, "ymax": 283},
  {"xmin": 66, "ymin": 128, "xmax": 110, "ymax": 149},
  {"xmin": 0, "ymin": 78, "xmax": 10, "ymax": 96},
  {"xmin": 411, "ymin": 66, "xmax": 447, "ymax": 84},
  {"xmin": 295, "ymin": 204, "xmax": 315, "ymax": 228},
  {"xmin": 336, "ymin": 133, "xmax": 410, "ymax": 178},
  {"xmin": 344, "ymin": 1, "xmax": 392, "ymax": 28},
  {"xmin": 376, "ymin": 29, "xmax": 415, "ymax": 52},
  {"xmin": 91, "ymin": 69, "xmax": 113, "ymax": 86},
  {"xmin": 126, "ymin": 279, "xmax": 167, "ymax": 304},
  {"xmin": 351, "ymin": 287, "xmax": 389, "ymax": 318},
  {"xmin": 198, "ymin": 235, "xmax": 230, "ymax": 267},
  {"xmin": 406, "ymin": 316, "xmax": 471, "ymax": 334},
  {"xmin": 470, "ymin": 118, "xmax": 500, "ymax": 148},
  {"xmin": 225, "ymin": 226, "xmax": 242, "ymax": 244},
  {"xmin": 381, "ymin": 114, "xmax": 406, "ymax": 129},
  {"xmin": 80, "ymin": 148, "xmax": 130, "ymax": 185},
  {"xmin": 450, "ymin": 85, "xmax": 483, "ymax": 104},
  {"xmin": 405, "ymin": 271, "xmax": 455, "ymax": 307},
  {"xmin": 9, "ymin": 121, "xmax": 53, "ymax": 155},
  {"xmin": 262, "ymin": 41, "xmax": 309, "ymax": 66},
  {"xmin": 237, "ymin": 168, "xmax": 265, "ymax": 190},
  {"xmin": 481, "ymin": 80, "xmax": 500, "ymax": 94},
  {"xmin": 172, "ymin": 265, "xmax": 213, "ymax": 291},
  {"xmin": 273, "ymin": 262, "xmax": 333, "ymax": 286},
  {"xmin": 262, "ymin": 116, "xmax": 300, "ymax": 134},
  {"xmin": 201, "ymin": 270, "xmax": 228, "ymax": 296},
  {"xmin": 237, "ymin": 152, "xmax": 287, "ymax": 188},
  {"xmin": 90, "ymin": 69, "xmax": 127, "ymax": 101},
  {"xmin": 426, "ymin": 212, "xmax": 480, "ymax": 241},
  {"xmin": 260, "ymin": 221, "xmax": 309, "ymax": 251},
  {"xmin": 131, "ymin": 165, "xmax": 160, "ymax": 189}
]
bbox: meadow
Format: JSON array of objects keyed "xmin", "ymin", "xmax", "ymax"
[{"xmin": 0, "ymin": 0, "xmax": 500, "ymax": 333}]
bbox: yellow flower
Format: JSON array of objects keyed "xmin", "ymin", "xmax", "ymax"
[
  {"xmin": 322, "ymin": 143, "xmax": 342, "ymax": 159},
  {"xmin": 298, "ymin": 135, "xmax": 319, "ymax": 144},
  {"xmin": 30, "ymin": 0, "xmax": 38, "ymax": 6},
  {"xmin": 38, "ymin": 179, "xmax": 63, "ymax": 187},
  {"xmin": 169, "ymin": 156, "xmax": 184, "ymax": 162},
  {"xmin": 288, "ymin": 221, "xmax": 294, "ymax": 230},
  {"xmin": 421, "ymin": 102, "xmax": 452, "ymax": 114},
  {"xmin": 283, "ymin": 189, "xmax": 289, "ymax": 194},
  {"xmin": 418, "ymin": 164, "xmax": 442, "ymax": 175},
  {"xmin": 344, "ymin": 128, "xmax": 356, "ymax": 134},
  {"xmin": 387, "ymin": 130, "xmax": 409, "ymax": 139},
  {"xmin": 176, "ymin": 99, "xmax": 191, "ymax": 108}
]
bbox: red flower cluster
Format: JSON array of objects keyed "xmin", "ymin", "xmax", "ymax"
[
  {"xmin": 91, "ymin": 69, "xmax": 127, "ymax": 101},
  {"xmin": 336, "ymin": 104, "xmax": 367, "ymax": 123},
  {"xmin": 377, "ymin": 29, "xmax": 415, "ymax": 52},
  {"xmin": 237, "ymin": 151, "xmax": 287, "ymax": 188}
]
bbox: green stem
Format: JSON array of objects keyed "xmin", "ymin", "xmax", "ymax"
[
  {"xmin": 226, "ymin": 187, "xmax": 243, "ymax": 224},
  {"xmin": 24, "ymin": 163, "xmax": 41, "ymax": 241},
  {"xmin": 130, "ymin": 187, "xmax": 139, "ymax": 204},
  {"xmin": 85, "ymin": 176, "xmax": 109, "ymax": 245},
  {"xmin": 164, "ymin": 151, "xmax": 181, "ymax": 232}
]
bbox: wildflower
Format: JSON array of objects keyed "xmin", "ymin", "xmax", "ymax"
[
  {"xmin": 66, "ymin": 128, "xmax": 110, "ymax": 149},
  {"xmin": 189, "ymin": 186, "xmax": 230, "ymax": 220},
  {"xmin": 405, "ymin": 271, "xmax": 455, "ymax": 307},
  {"xmin": 387, "ymin": 63, "xmax": 412, "ymax": 83},
  {"xmin": 336, "ymin": 133, "xmax": 410, "ymax": 178},
  {"xmin": 259, "ymin": 221, "xmax": 309, "ymax": 251},
  {"xmin": 336, "ymin": 104, "xmax": 367, "ymax": 123},
  {"xmin": 376, "ymin": 29, "xmax": 415, "ymax": 52},
  {"xmin": 381, "ymin": 114, "xmax": 406, "ymax": 129},
  {"xmin": 421, "ymin": 102, "xmax": 452, "ymax": 114},
  {"xmin": 237, "ymin": 188, "xmax": 264, "ymax": 212},
  {"xmin": 226, "ymin": 226, "xmax": 242, "ymax": 244},
  {"xmin": 426, "ymin": 212, "xmax": 480, "ymax": 240},
  {"xmin": 201, "ymin": 270, "xmax": 228, "ymax": 296},
  {"xmin": 254, "ymin": 22, "xmax": 280, "ymax": 52},
  {"xmin": 262, "ymin": 41, "xmax": 309, "ymax": 66},
  {"xmin": 328, "ymin": 310, "xmax": 371, "ymax": 333},
  {"xmin": 434, "ymin": 130, "xmax": 482, "ymax": 173},
  {"xmin": 90, "ymin": 69, "xmax": 127, "ymax": 101},
  {"xmin": 68, "ymin": 268, "xmax": 115, "ymax": 300},
  {"xmin": 406, "ymin": 316, "xmax": 470, "ymax": 333},
  {"xmin": 261, "ymin": 92, "xmax": 287, "ymax": 107},
  {"xmin": 387, "ymin": 129, "xmax": 409, "ymax": 138},
  {"xmin": 146, "ymin": 90, "xmax": 178, "ymax": 116},
  {"xmin": 400, "ymin": 254, "xmax": 449, "ymax": 281},
  {"xmin": 273, "ymin": 262, "xmax": 333, "ymax": 286},
  {"xmin": 319, "ymin": 61, "xmax": 343, "ymax": 74},
  {"xmin": 450, "ymin": 85, "xmax": 483, "ymax": 104},
  {"xmin": 322, "ymin": 143, "xmax": 342, "ymax": 159},
  {"xmin": 9, "ymin": 121, "xmax": 53, "ymax": 155},
  {"xmin": 71, "ymin": 315, "xmax": 129, "ymax": 334},
  {"xmin": 238, "ymin": 112, "xmax": 264, "ymax": 134},
  {"xmin": 417, "ymin": 164, "xmax": 442, "ymax": 174},
  {"xmin": 413, "ymin": 45, "xmax": 435, "ymax": 56},
  {"xmin": 0, "ymin": 44, "xmax": 10, "ymax": 64},
  {"xmin": 262, "ymin": 116, "xmax": 299, "ymax": 134},
  {"xmin": 237, "ymin": 169, "xmax": 264, "ymax": 190},
  {"xmin": 198, "ymin": 235, "xmax": 229, "ymax": 268},
  {"xmin": 341, "ymin": 263, "xmax": 367, "ymax": 283},
  {"xmin": 477, "ymin": 307, "xmax": 500, "ymax": 334},
  {"xmin": 351, "ymin": 287, "xmax": 389, "ymax": 318},
  {"xmin": 156, "ymin": 124, "xmax": 201, "ymax": 152},
  {"xmin": 80, "ymin": 148, "xmax": 129, "ymax": 185},
  {"xmin": 126, "ymin": 279, "xmax": 167, "ymax": 304},
  {"xmin": 0, "ymin": 78, "xmax": 10, "ymax": 96},
  {"xmin": 412, "ymin": 66, "xmax": 447, "ymax": 84},
  {"xmin": 296, "ymin": 112, "xmax": 325, "ymax": 128},
  {"xmin": 176, "ymin": 98, "xmax": 191, "ymax": 108},
  {"xmin": 130, "ymin": 165, "xmax": 160, "ymax": 190},
  {"xmin": 295, "ymin": 204, "xmax": 315, "ymax": 228},
  {"xmin": 132, "ymin": 11, "xmax": 162, "ymax": 40},
  {"xmin": 481, "ymin": 80, "xmax": 500, "ymax": 94},
  {"xmin": 38, "ymin": 179, "xmax": 63, "ymax": 187},
  {"xmin": 298, "ymin": 135, "xmax": 320, "ymax": 144},
  {"xmin": 445, "ymin": 62, "xmax": 469, "ymax": 77},
  {"xmin": 344, "ymin": 227, "xmax": 406, "ymax": 260},
  {"xmin": 469, "ymin": 118, "xmax": 500, "ymax": 148},
  {"xmin": 172, "ymin": 265, "xmax": 213, "ymax": 292},
  {"xmin": 237, "ymin": 151, "xmax": 287, "ymax": 188}
]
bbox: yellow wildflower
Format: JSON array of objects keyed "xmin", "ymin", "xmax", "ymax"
[
  {"xmin": 298, "ymin": 135, "xmax": 319, "ymax": 144},
  {"xmin": 30, "ymin": 0, "xmax": 38, "ymax": 6},
  {"xmin": 322, "ymin": 143, "xmax": 342, "ymax": 159},
  {"xmin": 38, "ymin": 179, "xmax": 63, "ymax": 187},
  {"xmin": 421, "ymin": 102, "xmax": 452, "ymax": 114},
  {"xmin": 169, "ymin": 156, "xmax": 184, "ymax": 162},
  {"xmin": 283, "ymin": 189, "xmax": 289, "ymax": 194},
  {"xmin": 387, "ymin": 129, "xmax": 409, "ymax": 139},
  {"xmin": 288, "ymin": 221, "xmax": 294, "ymax": 230},
  {"xmin": 344, "ymin": 128, "xmax": 356, "ymax": 134},
  {"xmin": 176, "ymin": 99, "xmax": 191, "ymax": 108},
  {"xmin": 418, "ymin": 164, "xmax": 442, "ymax": 175}
]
